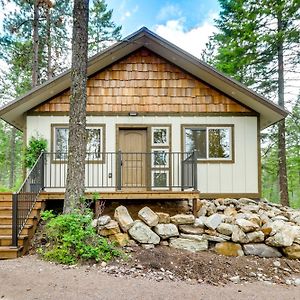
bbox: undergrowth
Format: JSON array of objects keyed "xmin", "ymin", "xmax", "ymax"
[{"xmin": 38, "ymin": 209, "xmax": 122, "ymax": 265}]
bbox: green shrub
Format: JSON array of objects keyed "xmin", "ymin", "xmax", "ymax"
[
  {"xmin": 25, "ymin": 136, "xmax": 47, "ymax": 168},
  {"xmin": 39, "ymin": 209, "xmax": 121, "ymax": 265},
  {"xmin": 41, "ymin": 210, "xmax": 55, "ymax": 221}
]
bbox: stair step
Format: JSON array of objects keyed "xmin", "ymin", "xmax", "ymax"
[
  {"xmin": 0, "ymin": 193, "xmax": 13, "ymax": 202},
  {"xmin": 0, "ymin": 207, "xmax": 12, "ymax": 216},
  {"xmin": 0, "ymin": 235, "xmax": 28, "ymax": 246},
  {"xmin": 0, "ymin": 224, "xmax": 33, "ymax": 235},
  {"xmin": 0, "ymin": 201, "xmax": 12, "ymax": 208},
  {"xmin": 0, "ymin": 246, "xmax": 23, "ymax": 259}
]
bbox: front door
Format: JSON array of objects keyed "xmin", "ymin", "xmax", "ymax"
[{"xmin": 118, "ymin": 129, "xmax": 147, "ymax": 190}]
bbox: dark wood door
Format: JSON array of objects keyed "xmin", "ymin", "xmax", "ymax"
[{"xmin": 119, "ymin": 129, "xmax": 147, "ymax": 190}]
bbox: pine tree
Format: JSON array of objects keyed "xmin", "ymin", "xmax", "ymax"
[{"xmin": 202, "ymin": 0, "xmax": 300, "ymax": 206}]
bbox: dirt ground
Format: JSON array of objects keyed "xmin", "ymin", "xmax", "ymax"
[{"xmin": 0, "ymin": 255, "xmax": 300, "ymax": 300}]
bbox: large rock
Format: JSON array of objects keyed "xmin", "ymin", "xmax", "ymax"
[
  {"xmin": 265, "ymin": 226, "xmax": 296, "ymax": 247},
  {"xmin": 138, "ymin": 207, "xmax": 159, "ymax": 227},
  {"xmin": 170, "ymin": 214, "xmax": 195, "ymax": 225},
  {"xmin": 169, "ymin": 237, "xmax": 208, "ymax": 252},
  {"xmin": 109, "ymin": 233, "xmax": 129, "ymax": 247},
  {"xmin": 97, "ymin": 215, "xmax": 111, "ymax": 226},
  {"xmin": 232, "ymin": 225, "xmax": 249, "ymax": 243},
  {"xmin": 156, "ymin": 212, "xmax": 170, "ymax": 224},
  {"xmin": 128, "ymin": 221, "xmax": 160, "ymax": 244},
  {"xmin": 246, "ymin": 231, "xmax": 265, "ymax": 243},
  {"xmin": 282, "ymin": 244, "xmax": 300, "ymax": 259},
  {"xmin": 194, "ymin": 216, "xmax": 207, "ymax": 227},
  {"xmin": 217, "ymin": 223, "xmax": 234, "ymax": 236},
  {"xmin": 154, "ymin": 224, "xmax": 179, "ymax": 239},
  {"xmin": 178, "ymin": 225, "xmax": 205, "ymax": 234},
  {"xmin": 202, "ymin": 233, "xmax": 230, "ymax": 242},
  {"xmin": 98, "ymin": 220, "xmax": 120, "ymax": 236},
  {"xmin": 114, "ymin": 206, "xmax": 134, "ymax": 232},
  {"xmin": 204, "ymin": 213, "xmax": 223, "ymax": 230},
  {"xmin": 224, "ymin": 207, "xmax": 238, "ymax": 217},
  {"xmin": 215, "ymin": 242, "xmax": 244, "ymax": 257},
  {"xmin": 236, "ymin": 219, "xmax": 259, "ymax": 233},
  {"xmin": 243, "ymin": 243, "xmax": 282, "ymax": 258}
]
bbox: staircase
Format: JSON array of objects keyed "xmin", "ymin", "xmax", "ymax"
[{"xmin": 0, "ymin": 193, "xmax": 44, "ymax": 259}]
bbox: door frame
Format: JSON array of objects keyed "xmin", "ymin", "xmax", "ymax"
[{"xmin": 115, "ymin": 124, "xmax": 172, "ymax": 191}]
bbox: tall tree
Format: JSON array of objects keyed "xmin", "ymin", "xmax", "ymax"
[
  {"xmin": 64, "ymin": 0, "xmax": 89, "ymax": 213},
  {"xmin": 202, "ymin": 0, "xmax": 300, "ymax": 206}
]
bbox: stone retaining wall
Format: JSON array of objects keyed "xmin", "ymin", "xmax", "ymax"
[{"xmin": 93, "ymin": 198, "xmax": 300, "ymax": 259}]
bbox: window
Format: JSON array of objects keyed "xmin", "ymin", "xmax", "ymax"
[
  {"xmin": 184, "ymin": 126, "xmax": 233, "ymax": 161},
  {"xmin": 152, "ymin": 149, "xmax": 169, "ymax": 168},
  {"xmin": 151, "ymin": 127, "xmax": 169, "ymax": 146},
  {"xmin": 152, "ymin": 171, "xmax": 169, "ymax": 189},
  {"xmin": 53, "ymin": 125, "xmax": 105, "ymax": 161}
]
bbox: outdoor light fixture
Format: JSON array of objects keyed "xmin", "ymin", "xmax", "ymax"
[{"xmin": 128, "ymin": 112, "xmax": 138, "ymax": 116}]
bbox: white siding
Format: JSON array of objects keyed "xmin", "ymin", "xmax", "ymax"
[{"xmin": 26, "ymin": 115, "xmax": 259, "ymax": 195}]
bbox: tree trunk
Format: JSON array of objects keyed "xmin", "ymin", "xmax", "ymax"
[
  {"xmin": 64, "ymin": 0, "xmax": 89, "ymax": 213},
  {"xmin": 277, "ymin": 11, "xmax": 289, "ymax": 206},
  {"xmin": 9, "ymin": 127, "xmax": 16, "ymax": 189},
  {"xmin": 32, "ymin": 0, "xmax": 39, "ymax": 87},
  {"xmin": 46, "ymin": 7, "xmax": 53, "ymax": 79}
]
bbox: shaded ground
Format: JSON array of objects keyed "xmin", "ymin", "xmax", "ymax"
[{"xmin": 0, "ymin": 255, "xmax": 300, "ymax": 300}]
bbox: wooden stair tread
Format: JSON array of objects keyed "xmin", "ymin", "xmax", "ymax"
[
  {"xmin": 0, "ymin": 235, "xmax": 28, "ymax": 240},
  {"xmin": 0, "ymin": 224, "xmax": 33, "ymax": 229},
  {"xmin": 0, "ymin": 246, "xmax": 23, "ymax": 252}
]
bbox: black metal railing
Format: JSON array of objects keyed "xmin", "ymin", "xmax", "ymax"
[
  {"xmin": 12, "ymin": 152, "xmax": 45, "ymax": 246},
  {"xmin": 43, "ymin": 151, "xmax": 198, "ymax": 191}
]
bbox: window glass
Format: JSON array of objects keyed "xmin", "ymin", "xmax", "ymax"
[
  {"xmin": 153, "ymin": 172, "xmax": 168, "ymax": 187},
  {"xmin": 208, "ymin": 128, "xmax": 230, "ymax": 158},
  {"xmin": 152, "ymin": 150, "xmax": 168, "ymax": 167},
  {"xmin": 152, "ymin": 128, "xmax": 168, "ymax": 145},
  {"xmin": 184, "ymin": 128, "xmax": 206, "ymax": 158},
  {"xmin": 184, "ymin": 126, "xmax": 232, "ymax": 160},
  {"xmin": 54, "ymin": 126, "xmax": 103, "ymax": 160}
]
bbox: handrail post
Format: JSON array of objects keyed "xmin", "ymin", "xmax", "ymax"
[
  {"xmin": 117, "ymin": 151, "xmax": 122, "ymax": 190},
  {"xmin": 181, "ymin": 154, "xmax": 185, "ymax": 191},
  {"xmin": 193, "ymin": 150, "xmax": 198, "ymax": 190},
  {"xmin": 41, "ymin": 152, "xmax": 45, "ymax": 190},
  {"xmin": 12, "ymin": 193, "xmax": 18, "ymax": 247}
]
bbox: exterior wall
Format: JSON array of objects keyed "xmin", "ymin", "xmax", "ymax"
[{"xmin": 26, "ymin": 115, "xmax": 259, "ymax": 196}]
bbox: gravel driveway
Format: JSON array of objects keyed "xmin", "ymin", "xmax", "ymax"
[{"xmin": 0, "ymin": 255, "xmax": 299, "ymax": 300}]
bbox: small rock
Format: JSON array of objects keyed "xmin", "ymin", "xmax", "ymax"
[
  {"xmin": 224, "ymin": 207, "xmax": 237, "ymax": 217},
  {"xmin": 97, "ymin": 215, "xmax": 111, "ymax": 226},
  {"xmin": 236, "ymin": 219, "xmax": 259, "ymax": 233},
  {"xmin": 215, "ymin": 242, "xmax": 244, "ymax": 257},
  {"xmin": 169, "ymin": 237, "xmax": 208, "ymax": 252},
  {"xmin": 216, "ymin": 223, "xmax": 234, "ymax": 236},
  {"xmin": 101, "ymin": 261, "xmax": 107, "ymax": 267},
  {"xmin": 170, "ymin": 214, "xmax": 195, "ymax": 225},
  {"xmin": 156, "ymin": 212, "xmax": 170, "ymax": 224},
  {"xmin": 204, "ymin": 213, "xmax": 223, "ymax": 230},
  {"xmin": 282, "ymin": 243, "xmax": 300, "ymax": 259},
  {"xmin": 273, "ymin": 261, "xmax": 281, "ymax": 267},
  {"xmin": 229, "ymin": 276, "xmax": 240, "ymax": 284},
  {"xmin": 114, "ymin": 206, "xmax": 134, "ymax": 232},
  {"xmin": 232, "ymin": 225, "xmax": 249, "ymax": 243},
  {"xmin": 141, "ymin": 244, "xmax": 155, "ymax": 249},
  {"xmin": 98, "ymin": 220, "xmax": 120, "ymax": 236},
  {"xmin": 109, "ymin": 233, "xmax": 129, "ymax": 247},
  {"xmin": 194, "ymin": 216, "xmax": 207, "ymax": 227},
  {"xmin": 138, "ymin": 207, "xmax": 159, "ymax": 227},
  {"xmin": 246, "ymin": 231, "xmax": 265, "ymax": 243},
  {"xmin": 178, "ymin": 225, "xmax": 205, "ymax": 234},
  {"xmin": 294, "ymin": 278, "xmax": 300, "ymax": 286},
  {"xmin": 91, "ymin": 219, "xmax": 98, "ymax": 228},
  {"xmin": 154, "ymin": 224, "xmax": 179, "ymax": 239}
]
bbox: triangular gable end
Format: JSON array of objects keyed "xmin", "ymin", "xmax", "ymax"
[{"xmin": 32, "ymin": 48, "xmax": 253, "ymax": 115}]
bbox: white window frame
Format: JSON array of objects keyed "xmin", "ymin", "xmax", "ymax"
[{"xmin": 151, "ymin": 127, "xmax": 169, "ymax": 146}]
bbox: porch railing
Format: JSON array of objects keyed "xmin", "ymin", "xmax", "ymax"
[
  {"xmin": 43, "ymin": 151, "xmax": 198, "ymax": 191},
  {"xmin": 12, "ymin": 152, "xmax": 45, "ymax": 246}
]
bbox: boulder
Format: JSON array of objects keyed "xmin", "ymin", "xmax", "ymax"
[
  {"xmin": 138, "ymin": 207, "xmax": 159, "ymax": 227},
  {"xmin": 265, "ymin": 226, "xmax": 296, "ymax": 247},
  {"xmin": 216, "ymin": 223, "xmax": 234, "ymax": 236},
  {"xmin": 246, "ymin": 231, "xmax": 265, "ymax": 243},
  {"xmin": 170, "ymin": 214, "xmax": 195, "ymax": 225},
  {"xmin": 236, "ymin": 219, "xmax": 259, "ymax": 233},
  {"xmin": 154, "ymin": 224, "xmax": 179, "ymax": 239},
  {"xmin": 204, "ymin": 213, "xmax": 223, "ymax": 230},
  {"xmin": 169, "ymin": 237, "xmax": 208, "ymax": 252},
  {"xmin": 98, "ymin": 220, "xmax": 120, "ymax": 236},
  {"xmin": 194, "ymin": 216, "xmax": 207, "ymax": 227},
  {"xmin": 243, "ymin": 243, "xmax": 282, "ymax": 258},
  {"xmin": 202, "ymin": 233, "xmax": 230, "ymax": 242},
  {"xmin": 156, "ymin": 212, "xmax": 170, "ymax": 224},
  {"xmin": 224, "ymin": 207, "xmax": 238, "ymax": 217},
  {"xmin": 215, "ymin": 242, "xmax": 244, "ymax": 257},
  {"xmin": 128, "ymin": 221, "xmax": 160, "ymax": 244},
  {"xmin": 114, "ymin": 206, "xmax": 134, "ymax": 232},
  {"xmin": 97, "ymin": 215, "xmax": 111, "ymax": 226},
  {"xmin": 232, "ymin": 225, "xmax": 249, "ymax": 244},
  {"xmin": 282, "ymin": 244, "xmax": 300, "ymax": 259},
  {"xmin": 109, "ymin": 233, "xmax": 129, "ymax": 247},
  {"xmin": 178, "ymin": 225, "xmax": 205, "ymax": 235}
]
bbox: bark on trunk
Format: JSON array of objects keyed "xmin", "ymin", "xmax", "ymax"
[
  {"xmin": 32, "ymin": 0, "xmax": 40, "ymax": 87},
  {"xmin": 46, "ymin": 7, "xmax": 53, "ymax": 79},
  {"xmin": 64, "ymin": 0, "xmax": 89, "ymax": 213},
  {"xmin": 277, "ymin": 12, "xmax": 289, "ymax": 206},
  {"xmin": 9, "ymin": 127, "xmax": 16, "ymax": 189}
]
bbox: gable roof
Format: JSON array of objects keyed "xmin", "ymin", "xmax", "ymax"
[{"xmin": 0, "ymin": 27, "xmax": 288, "ymax": 130}]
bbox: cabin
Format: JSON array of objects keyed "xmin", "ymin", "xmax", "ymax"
[{"xmin": 0, "ymin": 27, "xmax": 287, "ymax": 258}]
